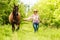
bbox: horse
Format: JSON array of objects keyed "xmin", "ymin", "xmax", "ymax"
[{"xmin": 9, "ymin": 5, "xmax": 20, "ymax": 32}]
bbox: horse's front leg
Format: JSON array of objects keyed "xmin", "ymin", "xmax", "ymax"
[
  {"xmin": 12, "ymin": 23, "xmax": 15, "ymax": 32},
  {"xmin": 16, "ymin": 23, "xmax": 20, "ymax": 31}
]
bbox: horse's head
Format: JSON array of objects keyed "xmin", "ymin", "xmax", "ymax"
[{"xmin": 13, "ymin": 4, "xmax": 19, "ymax": 16}]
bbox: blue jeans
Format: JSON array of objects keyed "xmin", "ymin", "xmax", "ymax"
[{"xmin": 33, "ymin": 23, "xmax": 39, "ymax": 32}]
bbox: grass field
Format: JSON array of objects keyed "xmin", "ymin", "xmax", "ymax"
[{"xmin": 0, "ymin": 22, "xmax": 60, "ymax": 40}]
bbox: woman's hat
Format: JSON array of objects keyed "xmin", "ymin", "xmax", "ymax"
[{"xmin": 33, "ymin": 9, "xmax": 38, "ymax": 12}]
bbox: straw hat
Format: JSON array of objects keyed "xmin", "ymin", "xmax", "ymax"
[{"xmin": 33, "ymin": 9, "xmax": 38, "ymax": 12}]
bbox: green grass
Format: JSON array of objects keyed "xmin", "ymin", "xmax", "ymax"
[{"xmin": 0, "ymin": 22, "xmax": 60, "ymax": 40}]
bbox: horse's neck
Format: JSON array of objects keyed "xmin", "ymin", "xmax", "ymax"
[
  {"xmin": 13, "ymin": 12, "xmax": 17, "ymax": 19},
  {"xmin": 13, "ymin": 11, "xmax": 18, "ymax": 15}
]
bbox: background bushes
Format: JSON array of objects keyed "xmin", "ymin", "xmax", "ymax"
[{"xmin": 0, "ymin": 0, "xmax": 26, "ymax": 25}]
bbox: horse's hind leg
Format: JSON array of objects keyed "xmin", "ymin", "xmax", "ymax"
[{"xmin": 12, "ymin": 23, "xmax": 15, "ymax": 32}]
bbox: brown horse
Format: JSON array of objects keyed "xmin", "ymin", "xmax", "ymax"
[{"xmin": 9, "ymin": 5, "xmax": 20, "ymax": 32}]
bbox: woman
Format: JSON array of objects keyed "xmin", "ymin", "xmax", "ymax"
[{"xmin": 24, "ymin": 9, "xmax": 40, "ymax": 32}]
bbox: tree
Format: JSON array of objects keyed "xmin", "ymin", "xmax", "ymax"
[{"xmin": 30, "ymin": 0, "xmax": 60, "ymax": 27}]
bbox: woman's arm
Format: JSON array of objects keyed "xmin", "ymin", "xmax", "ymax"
[
  {"xmin": 23, "ymin": 15, "xmax": 33, "ymax": 21},
  {"xmin": 23, "ymin": 17, "xmax": 32, "ymax": 21}
]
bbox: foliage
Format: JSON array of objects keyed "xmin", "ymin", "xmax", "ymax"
[
  {"xmin": 19, "ymin": 3, "xmax": 26, "ymax": 22},
  {"xmin": 31, "ymin": 0, "xmax": 60, "ymax": 27},
  {"xmin": 0, "ymin": 0, "xmax": 26, "ymax": 24}
]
